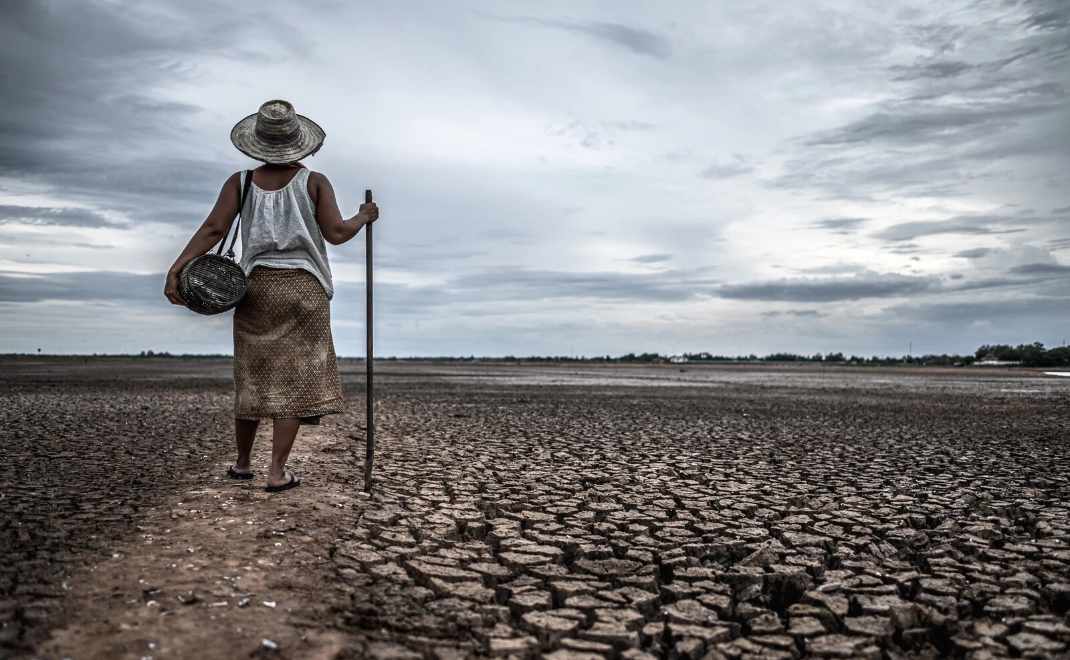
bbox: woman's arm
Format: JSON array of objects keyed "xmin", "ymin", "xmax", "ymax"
[
  {"xmin": 164, "ymin": 173, "xmax": 242, "ymax": 305},
  {"xmin": 310, "ymin": 172, "xmax": 379, "ymax": 245}
]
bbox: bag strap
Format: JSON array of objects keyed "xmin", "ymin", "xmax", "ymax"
[{"xmin": 217, "ymin": 170, "xmax": 253, "ymax": 258}]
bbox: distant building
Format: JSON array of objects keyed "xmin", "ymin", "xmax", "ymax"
[
  {"xmin": 974, "ymin": 353, "xmax": 1021, "ymax": 367},
  {"xmin": 669, "ymin": 355, "xmax": 689, "ymax": 364}
]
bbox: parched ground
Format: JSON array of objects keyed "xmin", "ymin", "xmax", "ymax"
[{"xmin": 3, "ymin": 359, "xmax": 1070, "ymax": 659}]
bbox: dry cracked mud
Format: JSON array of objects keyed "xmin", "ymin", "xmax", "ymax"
[{"xmin": 3, "ymin": 359, "xmax": 1070, "ymax": 659}]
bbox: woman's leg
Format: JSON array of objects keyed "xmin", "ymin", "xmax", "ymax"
[
  {"xmin": 235, "ymin": 418, "xmax": 259, "ymax": 471},
  {"xmin": 268, "ymin": 417, "xmax": 300, "ymax": 486}
]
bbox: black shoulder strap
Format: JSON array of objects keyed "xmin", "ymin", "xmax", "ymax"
[{"xmin": 218, "ymin": 170, "xmax": 253, "ymax": 258}]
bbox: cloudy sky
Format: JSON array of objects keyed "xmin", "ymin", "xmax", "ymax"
[{"xmin": 1, "ymin": 0, "xmax": 1068, "ymax": 357}]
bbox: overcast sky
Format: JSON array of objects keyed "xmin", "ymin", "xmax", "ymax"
[{"xmin": 1, "ymin": 0, "xmax": 1068, "ymax": 356}]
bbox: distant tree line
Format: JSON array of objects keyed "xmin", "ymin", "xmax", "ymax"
[
  {"xmin": 663, "ymin": 343, "xmax": 1070, "ymax": 367},
  {"xmin": 6, "ymin": 342, "xmax": 1069, "ymax": 367},
  {"xmin": 374, "ymin": 344, "xmax": 1070, "ymax": 366},
  {"xmin": 974, "ymin": 342, "xmax": 1070, "ymax": 367}
]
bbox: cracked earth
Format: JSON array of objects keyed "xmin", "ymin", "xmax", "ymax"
[{"xmin": 4, "ymin": 359, "xmax": 1070, "ymax": 659}]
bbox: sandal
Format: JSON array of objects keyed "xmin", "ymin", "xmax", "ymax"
[
  {"xmin": 227, "ymin": 465, "xmax": 255, "ymax": 480},
  {"xmin": 265, "ymin": 471, "xmax": 300, "ymax": 493}
]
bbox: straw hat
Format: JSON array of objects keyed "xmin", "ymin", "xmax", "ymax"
[{"xmin": 230, "ymin": 99, "xmax": 325, "ymax": 164}]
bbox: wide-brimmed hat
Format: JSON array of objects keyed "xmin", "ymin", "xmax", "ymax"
[{"xmin": 230, "ymin": 99, "xmax": 325, "ymax": 164}]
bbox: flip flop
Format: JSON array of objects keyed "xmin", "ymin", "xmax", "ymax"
[
  {"xmin": 227, "ymin": 465, "xmax": 254, "ymax": 480},
  {"xmin": 265, "ymin": 471, "xmax": 300, "ymax": 493}
]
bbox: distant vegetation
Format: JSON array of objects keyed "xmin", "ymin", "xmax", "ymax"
[
  {"xmin": 492, "ymin": 343, "xmax": 1068, "ymax": 367},
  {"xmin": 5, "ymin": 342, "xmax": 1068, "ymax": 367},
  {"xmin": 972, "ymin": 343, "xmax": 1070, "ymax": 367},
  {"xmin": 467, "ymin": 343, "xmax": 1069, "ymax": 367},
  {"xmin": 661, "ymin": 343, "xmax": 1070, "ymax": 367}
]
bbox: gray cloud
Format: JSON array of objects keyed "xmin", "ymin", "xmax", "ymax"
[
  {"xmin": 803, "ymin": 90, "xmax": 1062, "ymax": 149},
  {"xmin": 1021, "ymin": 0, "xmax": 1070, "ymax": 31},
  {"xmin": 954, "ymin": 247, "xmax": 993, "ymax": 259},
  {"xmin": 872, "ymin": 217, "xmax": 1027, "ymax": 242},
  {"xmin": 769, "ymin": 0, "xmax": 1070, "ymax": 207},
  {"xmin": 492, "ymin": 15, "xmax": 671, "ymax": 59},
  {"xmin": 0, "ymin": 265, "xmax": 720, "ymax": 310},
  {"xmin": 761, "ymin": 309, "xmax": 824, "ymax": 318},
  {"xmin": 890, "ymin": 59, "xmax": 973, "ymax": 81},
  {"xmin": 0, "ymin": 205, "xmax": 120, "ymax": 228},
  {"xmin": 887, "ymin": 243, "xmax": 924, "ymax": 255},
  {"xmin": 450, "ymin": 268, "xmax": 719, "ymax": 303},
  {"xmin": 628, "ymin": 253, "xmax": 672, "ymax": 264},
  {"xmin": 1009, "ymin": 262, "xmax": 1070, "ymax": 275},
  {"xmin": 768, "ymin": 151, "xmax": 966, "ymax": 201},
  {"xmin": 885, "ymin": 295, "xmax": 1070, "ymax": 324},
  {"xmin": 793, "ymin": 263, "xmax": 870, "ymax": 275},
  {"xmin": 718, "ymin": 271, "xmax": 936, "ymax": 302},
  {"xmin": 810, "ymin": 217, "xmax": 868, "ymax": 234},
  {"xmin": 0, "ymin": 3, "xmax": 303, "ymax": 225},
  {"xmin": 0, "ymin": 270, "xmax": 162, "ymax": 304}
]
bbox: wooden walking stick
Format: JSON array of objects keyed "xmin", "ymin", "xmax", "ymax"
[{"xmin": 363, "ymin": 188, "xmax": 375, "ymax": 492}]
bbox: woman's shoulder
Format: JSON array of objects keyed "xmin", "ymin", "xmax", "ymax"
[
  {"xmin": 307, "ymin": 170, "xmax": 335, "ymax": 192},
  {"xmin": 305, "ymin": 170, "xmax": 330, "ymax": 204},
  {"xmin": 218, "ymin": 171, "xmax": 242, "ymax": 195}
]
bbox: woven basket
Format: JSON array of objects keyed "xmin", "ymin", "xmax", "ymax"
[
  {"xmin": 180, "ymin": 254, "xmax": 247, "ymax": 315},
  {"xmin": 179, "ymin": 170, "xmax": 253, "ymax": 315}
]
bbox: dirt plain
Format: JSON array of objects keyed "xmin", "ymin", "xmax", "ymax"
[{"xmin": 3, "ymin": 358, "xmax": 1070, "ymax": 659}]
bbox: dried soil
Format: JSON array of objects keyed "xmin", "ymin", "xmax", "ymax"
[{"xmin": 3, "ymin": 359, "xmax": 1070, "ymax": 659}]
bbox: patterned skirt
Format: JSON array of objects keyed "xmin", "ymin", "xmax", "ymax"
[{"xmin": 233, "ymin": 266, "xmax": 344, "ymax": 423}]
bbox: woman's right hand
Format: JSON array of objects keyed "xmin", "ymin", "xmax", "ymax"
[
  {"xmin": 164, "ymin": 269, "xmax": 186, "ymax": 306},
  {"xmin": 359, "ymin": 201, "xmax": 379, "ymax": 224}
]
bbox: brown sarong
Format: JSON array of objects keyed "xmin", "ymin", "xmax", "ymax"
[{"xmin": 233, "ymin": 266, "xmax": 344, "ymax": 423}]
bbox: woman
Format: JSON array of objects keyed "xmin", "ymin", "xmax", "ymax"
[{"xmin": 164, "ymin": 99, "xmax": 379, "ymax": 492}]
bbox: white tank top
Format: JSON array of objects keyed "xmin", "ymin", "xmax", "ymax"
[{"xmin": 237, "ymin": 168, "xmax": 334, "ymax": 299}]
